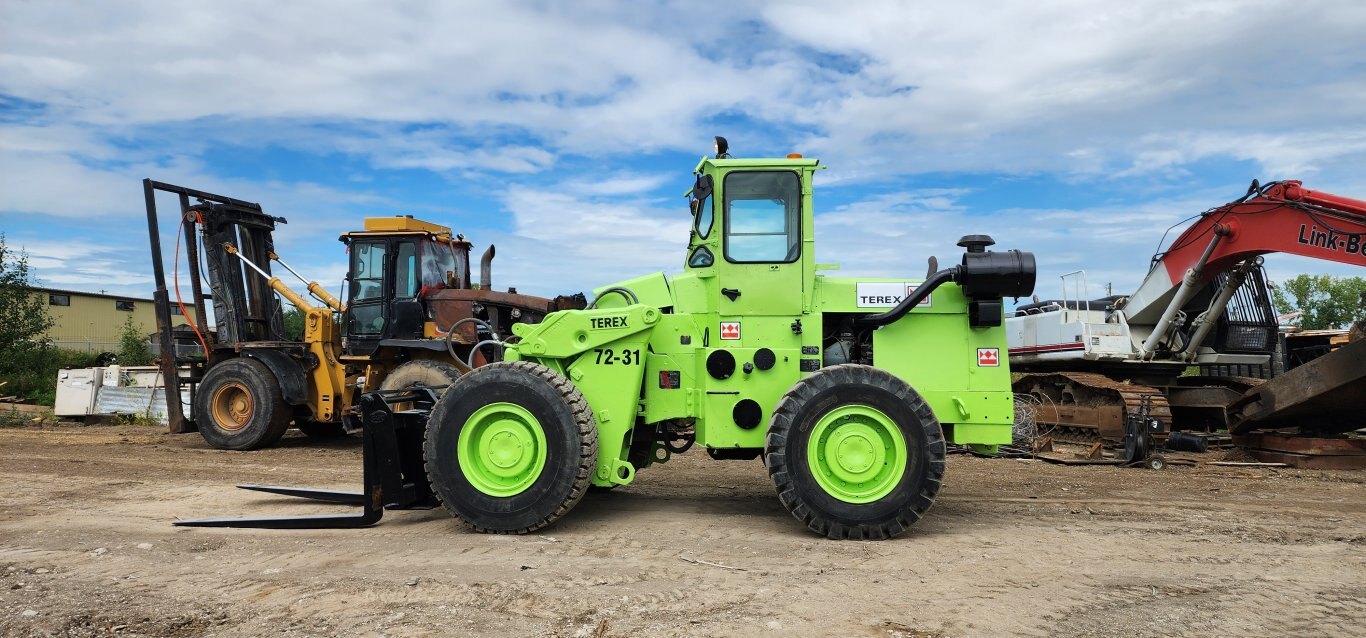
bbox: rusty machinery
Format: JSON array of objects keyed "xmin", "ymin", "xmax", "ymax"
[{"xmin": 142, "ymin": 180, "xmax": 583, "ymax": 450}]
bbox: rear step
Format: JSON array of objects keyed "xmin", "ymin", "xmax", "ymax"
[{"xmin": 174, "ymin": 388, "xmax": 441, "ymax": 529}]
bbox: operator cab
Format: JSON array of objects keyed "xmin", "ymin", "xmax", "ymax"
[
  {"xmin": 340, "ymin": 216, "xmax": 470, "ymax": 355},
  {"xmin": 683, "ymin": 142, "xmax": 819, "ymax": 318}
]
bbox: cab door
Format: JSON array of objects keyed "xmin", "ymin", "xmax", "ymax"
[
  {"xmin": 696, "ymin": 169, "xmax": 806, "ymax": 450},
  {"xmin": 717, "ymin": 170, "xmax": 805, "ymax": 317},
  {"xmin": 345, "ymin": 240, "xmax": 388, "ymax": 354}
]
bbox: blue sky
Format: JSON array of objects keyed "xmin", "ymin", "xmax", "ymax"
[{"xmin": 3, "ymin": 1, "xmax": 1365, "ymax": 309}]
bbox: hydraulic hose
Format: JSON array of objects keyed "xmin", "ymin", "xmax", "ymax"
[
  {"xmin": 587, "ymin": 286, "xmax": 640, "ymax": 309},
  {"xmin": 853, "ymin": 266, "xmax": 961, "ymax": 328},
  {"xmin": 467, "ymin": 339, "xmax": 505, "ymax": 369},
  {"xmin": 443, "ymin": 317, "xmax": 493, "ymax": 374}
]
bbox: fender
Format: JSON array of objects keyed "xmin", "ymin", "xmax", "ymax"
[{"xmin": 240, "ymin": 349, "xmax": 309, "ymax": 406}]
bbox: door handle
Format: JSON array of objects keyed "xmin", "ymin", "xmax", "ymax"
[{"xmin": 721, "ymin": 288, "xmax": 741, "ymax": 301}]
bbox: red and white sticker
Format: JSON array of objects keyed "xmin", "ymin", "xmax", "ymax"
[
  {"xmin": 977, "ymin": 348, "xmax": 1000, "ymax": 367},
  {"xmin": 719, "ymin": 321, "xmax": 741, "ymax": 340}
]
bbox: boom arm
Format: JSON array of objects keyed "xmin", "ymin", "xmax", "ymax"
[
  {"xmin": 225, "ymin": 244, "xmax": 319, "ymax": 314},
  {"xmin": 268, "ymin": 251, "xmax": 346, "ymax": 312},
  {"xmin": 1124, "ymin": 181, "xmax": 1366, "ymax": 337}
]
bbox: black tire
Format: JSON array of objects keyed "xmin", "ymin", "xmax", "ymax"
[
  {"xmin": 296, "ymin": 421, "xmax": 347, "ymax": 438},
  {"xmin": 765, "ymin": 364, "xmax": 946, "ymax": 540},
  {"xmin": 193, "ymin": 358, "xmax": 292, "ymax": 450},
  {"xmin": 423, "ymin": 361, "xmax": 597, "ymax": 533},
  {"xmin": 380, "ymin": 359, "xmax": 464, "ymax": 394}
]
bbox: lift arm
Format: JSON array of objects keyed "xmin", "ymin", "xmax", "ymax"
[
  {"xmin": 268, "ymin": 251, "xmax": 346, "ymax": 312},
  {"xmin": 225, "ymin": 244, "xmax": 319, "ymax": 314}
]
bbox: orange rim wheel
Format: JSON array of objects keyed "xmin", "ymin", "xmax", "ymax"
[{"xmin": 210, "ymin": 382, "xmax": 254, "ymax": 431}]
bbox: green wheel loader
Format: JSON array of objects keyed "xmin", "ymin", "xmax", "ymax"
[{"xmin": 179, "ymin": 141, "xmax": 1036, "ymax": 539}]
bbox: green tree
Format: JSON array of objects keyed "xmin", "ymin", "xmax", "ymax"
[
  {"xmin": 0, "ymin": 233, "xmax": 54, "ymax": 363},
  {"xmin": 0, "ymin": 234, "xmax": 57, "ymax": 403},
  {"xmin": 116, "ymin": 316, "xmax": 154, "ymax": 365},
  {"xmin": 282, "ymin": 307, "xmax": 305, "ymax": 341},
  {"xmin": 1271, "ymin": 274, "xmax": 1366, "ymax": 330}
]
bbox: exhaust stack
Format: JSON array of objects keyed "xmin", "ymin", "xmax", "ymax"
[{"xmin": 480, "ymin": 245, "xmax": 495, "ymax": 290}]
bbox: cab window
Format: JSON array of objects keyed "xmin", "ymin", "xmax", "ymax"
[
  {"xmin": 394, "ymin": 241, "xmax": 418, "ymax": 299},
  {"xmin": 351, "ymin": 242, "xmax": 386, "ymax": 302},
  {"xmin": 695, "ymin": 194, "xmax": 714, "ymax": 239},
  {"xmin": 422, "ymin": 239, "xmax": 458, "ymax": 289},
  {"xmin": 723, "ymin": 171, "xmax": 800, "ymax": 263},
  {"xmin": 349, "ymin": 241, "xmax": 387, "ymax": 335}
]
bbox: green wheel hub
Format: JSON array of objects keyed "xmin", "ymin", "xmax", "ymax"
[
  {"xmin": 807, "ymin": 404, "xmax": 907, "ymax": 503},
  {"xmin": 459, "ymin": 402, "xmax": 548, "ymax": 497}
]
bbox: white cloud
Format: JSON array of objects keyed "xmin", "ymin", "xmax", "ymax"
[
  {"xmin": 3, "ymin": 0, "xmax": 1365, "ymax": 302},
  {"xmin": 5, "ymin": 1, "xmax": 1365, "ymax": 181},
  {"xmin": 763, "ymin": 0, "xmax": 1366, "ymax": 180},
  {"xmin": 477, "ymin": 182, "xmax": 691, "ymax": 295}
]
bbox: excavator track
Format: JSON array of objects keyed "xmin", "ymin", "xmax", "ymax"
[{"xmin": 1014, "ymin": 372, "xmax": 1172, "ymax": 445}]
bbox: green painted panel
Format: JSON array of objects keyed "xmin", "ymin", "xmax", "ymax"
[
  {"xmin": 670, "ymin": 272, "xmax": 711, "ymax": 314},
  {"xmin": 695, "ymin": 346, "xmax": 800, "ymax": 449},
  {"xmin": 563, "ymin": 332, "xmax": 652, "ymax": 487},
  {"xmin": 511, "ymin": 305, "xmax": 661, "ymax": 358},
  {"xmin": 872, "ymin": 311, "xmax": 1015, "ymax": 446}
]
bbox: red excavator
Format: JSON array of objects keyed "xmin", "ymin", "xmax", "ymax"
[{"xmin": 1007, "ymin": 180, "xmax": 1366, "ymax": 441}]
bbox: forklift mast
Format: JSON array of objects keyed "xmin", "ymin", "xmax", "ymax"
[{"xmin": 143, "ymin": 180, "xmax": 286, "ymax": 432}]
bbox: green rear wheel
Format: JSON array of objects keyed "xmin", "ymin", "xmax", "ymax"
[
  {"xmin": 806, "ymin": 405, "xmax": 908, "ymax": 504},
  {"xmin": 423, "ymin": 361, "xmax": 597, "ymax": 534},
  {"xmin": 766, "ymin": 364, "xmax": 945, "ymax": 540}
]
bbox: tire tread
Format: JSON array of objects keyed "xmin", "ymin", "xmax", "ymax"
[
  {"xmin": 422, "ymin": 361, "xmax": 597, "ymax": 534},
  {"xmin": 765, "ymin": 364, "xmax": 946, "ymax": 540}
]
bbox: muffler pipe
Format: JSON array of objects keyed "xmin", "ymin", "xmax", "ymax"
[{"xmin": 480, "ymin": 244, "xmax": 495, "ymax": 290}]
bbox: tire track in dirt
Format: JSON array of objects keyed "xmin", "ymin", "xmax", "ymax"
[{"xmin": 2, "ymin": 424, "xmax": 1363, "ymax": 637}]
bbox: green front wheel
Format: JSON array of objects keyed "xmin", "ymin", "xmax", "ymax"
[
  {"xmin": 457, "ymin": 402, "xmax": 549, "ymax": 497},
  {"xmin": 423, "ymin": 362, "xmax": 597, "ymax": 534}
]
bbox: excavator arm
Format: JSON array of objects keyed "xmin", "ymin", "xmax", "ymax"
[{"xmin": 1122, "ymin": 180, "xmax": 1366, "ymax": 356}]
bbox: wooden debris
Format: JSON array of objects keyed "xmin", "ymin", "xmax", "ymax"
[
  {"xmin": 1234, "ymin": 432, "xmax": 1366, "ymax": 456},
  {"xmin": 678, "ymin": 555, "xmax": 746, "ymax": 571},
  {"xmin": 1245, "ymin": 450, "xmax": 1366, "ymax": 470},
  {"xmin": 1037, "ymin": 455, "xmax": 1123, "ymax": 466}
]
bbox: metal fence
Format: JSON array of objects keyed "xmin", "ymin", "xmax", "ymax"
[{"xmin": 50, "ymin": 339, "xmax": 122, "ymax": 353}]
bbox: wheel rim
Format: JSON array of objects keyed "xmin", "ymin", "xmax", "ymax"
[
  {"xmin": 210, "ymin": 382, "xmax": 254, "ymax": 431},
  {"xmin": 806, "ymin": 404, "xmax": 907, "ymax": 503},
  {"xmin": 458, "ymin": 402, "xmax": 548, "ymax": 497}
]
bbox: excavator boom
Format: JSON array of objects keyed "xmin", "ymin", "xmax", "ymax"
[
  {"xmin": 1009, "ymin": 179, "xmax": 1366, "ymax": 441},
  {"xmin": 1125, "ymin": 181, "xmax": 1366, "ymax": 325}
]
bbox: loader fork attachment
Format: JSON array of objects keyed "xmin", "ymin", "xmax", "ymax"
[{"xmin": 174, "ymin": 388, "xmax": 440, "ymax": 529}]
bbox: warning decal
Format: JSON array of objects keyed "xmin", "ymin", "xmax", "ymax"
[
  {"xmin": 719, "ymin": 322, "xmax": 741, "ymax": 340},
  {"xmin": 977, "ymin": 348, "xmax": 1000, "ymax": 367}
]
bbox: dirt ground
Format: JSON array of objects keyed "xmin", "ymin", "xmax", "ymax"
[{"xmin": 0, "ymin": 423, "xmax": 1362, "ymax": 638}]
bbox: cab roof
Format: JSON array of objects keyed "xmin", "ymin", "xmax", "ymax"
[
  {"xmin": 340, "ymin": 216, "xmax": 467, "ymax": 244},
  {"xmin": 700, "ymin": 157, "xmax": 821, "ymax": 171}
]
